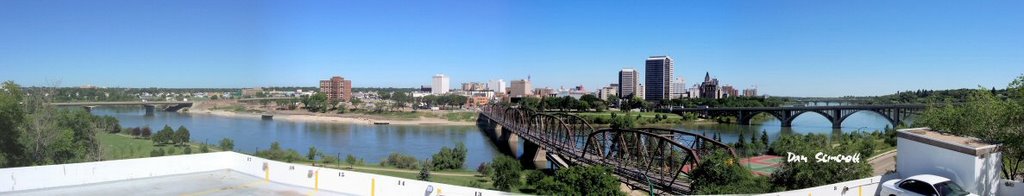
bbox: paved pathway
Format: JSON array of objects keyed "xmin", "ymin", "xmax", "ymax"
[{"xmin": 869, "ymin": 150, "xmax": 898, "ymax": 175}]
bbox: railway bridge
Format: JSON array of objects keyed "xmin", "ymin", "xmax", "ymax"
[{"xmin": 478, "ymin": 105, "xmax": 736, "ymax": 194}]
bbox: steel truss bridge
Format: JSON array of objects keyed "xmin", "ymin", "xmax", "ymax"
[{"xmin": 479, "ymin": 105, "xmax": 736, "ymax": 195}]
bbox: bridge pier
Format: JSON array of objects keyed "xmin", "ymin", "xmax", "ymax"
[
  {"xmin": 521, "ymin": 140, "xmax": 549, "ymax": 169},
  {"xmin": 499, "ymin": 127, "xmax": 519, "ymax": 157},
  {"xmin": 143, "ymin": 104, "xmax": 156, "ymax": 116}
]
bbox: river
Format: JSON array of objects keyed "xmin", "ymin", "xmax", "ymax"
[{"xmin": 93, "ymin": 103, "xmax": 900, "ymax": 170}]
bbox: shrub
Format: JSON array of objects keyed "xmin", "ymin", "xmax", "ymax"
[
  {"xmin": 476, "ymin": 162, "xmax": 492, "ymax": 176},
  {"xmin": 418, "ymin": 160, "xmax": 432, "ymax": 181},
  {"xmin": 431, "ymin": 143, "xmax": 467, "ymax": 170},
  {"xmin": 490, "ymin": 156, "xmax": 521, "ymax": 191},
  {"xmin": 383, "ymin": 152, "xmax": 419, "ymax": 169},
  {"xmin": 533, "ymin": 166, "xmax": 623, "ymax": 195},
  {"xmin": 524, "ymin": 170, "xmax": 547, "ymax": 186},
  {"xmin": 219, "ymin": 138, "xmax": 234, "ymax": 151},
  {"xmin": 307, "ymin": 146, "xmax": 318, "ymax": 161}
]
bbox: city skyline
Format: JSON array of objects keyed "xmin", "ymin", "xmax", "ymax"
[{"xmin": 2, "ymin": 1, "xmax": 1023, "ymax": 97}]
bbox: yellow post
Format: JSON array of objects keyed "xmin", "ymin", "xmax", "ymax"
[
  {"xmin": 859, "ymin": 186, "xmax": 862, "ymax": 196},
  {"xmin": 371, "ymin": 178, "xmax": 376, "ymax": 196},
  {"xmin": 265, "ymin": 168, "xmax": 270, "ymax": 181},
  {"xmin": 315, "ymin": 170, "xmax": 319, "ymax": 191}
]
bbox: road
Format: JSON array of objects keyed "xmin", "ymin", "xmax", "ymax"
[{"xmin": 869, "ymin": 150, "xmax": 898, "ymax": 175}]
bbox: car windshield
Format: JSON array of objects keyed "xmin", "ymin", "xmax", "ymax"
[{"xmin": 934, "ymin": 181, "xmax": 970, "ymax": 196}]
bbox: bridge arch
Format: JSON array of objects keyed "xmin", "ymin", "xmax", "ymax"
[
  {"xmin": 836, "ymin": 109, "xmax": 899, "ymax": 129},
  {"xmin": 738, "ymin": 111, "xmax": 785, "ymax": 126},
  {"xmin": 785, "ymin": 110, "xmax": 837, "ymax": 127}
]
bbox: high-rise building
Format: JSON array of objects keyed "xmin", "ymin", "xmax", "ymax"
[
  {"xmin": 618, "ymin": 68, "xmax": 639, "ymax": 98},
  {"xmin": 599, "ymin": 84, "xmax": 618, "ymax": 101},
  {"xmin": 510, "ymin": 79, "xmax": 532, "ymax": 98},
  {"xmin": 488, "ymin": 79, "xmax": 506, "ymax": 93},
  {"xmin": 743, "ymin": 87, "xmax": 758, "ymax": 97},
  {"xmin": 319, "ymin": 76, "xmax": 352, "ymax": 102},
  {"xmin": 670, "ymin": 77, "xmax": 686, "ymax": 99},
  {"xmin": 461, "ymin": 82, "xmax": 485, "ymax": 91},
  {"xmin": 432, "ymin": 74, "xmax": 450, "ymax": 94},
  {"xmin": 636, "ymin": 83, "xmax": 645, "ymax": 100},
  {"xmin": 644, "ymin": 56, "xmax": 673, "ymax": 102},
  {"xmin": 699, "ymin": 72, "xmax": 721, "ymax": 99},
  {"xmin": 721, "ymin": 85, "xmax": 739, "ymax": 98}
]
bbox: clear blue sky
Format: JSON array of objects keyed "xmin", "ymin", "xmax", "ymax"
[{"xmin": 2, "ymin": 0, "xmax": 1022, "ymax": 97}]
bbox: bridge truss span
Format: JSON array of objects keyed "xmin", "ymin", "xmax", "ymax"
[{"xmin": 480, "ymin": 105, "xmax": 736, "ymax": 194}]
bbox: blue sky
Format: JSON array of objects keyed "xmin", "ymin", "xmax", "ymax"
[{"xmin": 1, "ymin": 0, "xmax": 1022, "ymax": 97}]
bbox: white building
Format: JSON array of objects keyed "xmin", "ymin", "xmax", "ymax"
[
  {"xmin": 487, "ymin": 79, "xmax": 506, "ymax": 93},
  {"xmin": 635, "ymin": 83, "xmax": 645, "ymax": 100},
  {"xmin": 598, "ymin": 84, "xmax": 618, "ymax": 101},
  {"xmin": 670, "ymin": 77, "xmax": 686, "ymax": 99},
  {"xmin": 431, "ymin": 74, "xmax": 450, "ymax": 94}
]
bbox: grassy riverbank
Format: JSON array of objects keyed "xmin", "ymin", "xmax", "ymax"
[{"xmin": 98, "ymin": 132, "xmax": 218, "ymax": 160}]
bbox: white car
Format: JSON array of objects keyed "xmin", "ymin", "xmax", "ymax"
[{"xmin": 880, "ymin": 174, "xmax": 976, "ymax": 196}]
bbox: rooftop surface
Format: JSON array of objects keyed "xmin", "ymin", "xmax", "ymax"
[{"xmin": 5, "ymin": 170, "xmax": 350, "ymax": 196}]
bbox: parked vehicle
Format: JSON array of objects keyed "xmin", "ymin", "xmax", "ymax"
[{"xmin": 880, "ymin": 174, "xmax": 975, "ymax": 196}]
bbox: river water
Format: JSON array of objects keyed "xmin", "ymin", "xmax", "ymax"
[{"xmin": 93, "ymin": 103, "xmax": 899, "ymax": 170}]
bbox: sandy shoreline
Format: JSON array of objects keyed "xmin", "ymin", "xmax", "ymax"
[{"xmin": 188, "ymin": 109, "xmax": 477, "ymax": 126}]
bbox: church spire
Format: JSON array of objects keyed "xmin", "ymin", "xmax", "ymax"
[{"xmin": 704, "ymin": 72, "xmax": 711, "ymax": 82}]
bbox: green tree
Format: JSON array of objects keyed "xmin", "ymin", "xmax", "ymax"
[
  {"xmin": 183, "ymin": 146, "xmax": 192, "ymax": 154},
  {"xmin": 346, "ymin": 154, "xmax": 358, "ymax": 168},
  {"xmin": 690, "ymin": 150, "xmax": 776, "ymax": 194},
  {"xmin": 200, "ymin": 144, "xmax": 210, "ymax": 153},
  {"xmin": 490, "ymin": 156, "xmax": 521, "ymax": 191},
  {"xmin": 174, "ymin": 126, "xmax": 190, "ymax": 145},
  {"xmin": 0, "ymin": 81, "xmax": 28, "ymax": 167},
  {"xmin": 307, "ymin": 146, "xmax": 318, "ymax": 161},
  {"xmin": 153, "ymin": 125, "xmax": 174, "ymax": 144},
  {"xmin": 302, "ymin": 93, "xmax": 329, "ymax": 113},
  {"xmin": 431, "ymin": 143, "xmax": 468, "ymax": 170},
  {"xmin": 533, "ymin": 166, "xmax": 624, "ymax": 195},
  {"xmin": 476, "ymin": 162, "xmax": 492, "ymax": 176},
  {"xmin": 915, "ymin": 85, "xmax": 1024, "ymax": 180},
  {"xmin": 418, "ymin": 159, "xmax": 432, "ymax": 181},
  {"xmin": 219, "ymin": 138, "xmax": 234, "ymax": 151},
  {"xmin": 761, "ymin": 129, "xmax": 769, "ymax": 147}
]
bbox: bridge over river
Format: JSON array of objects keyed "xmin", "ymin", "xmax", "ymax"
[
  {"xmin": 478, "ymin": 105, "xmax": 737, "ymax": 195},
  {"xmin": 670, "ymin": 104, "xmax": 927, "ymax": 128},
  {"xmin": 49, "ymin": 101, "xmax": 193, "ymax": 115}
]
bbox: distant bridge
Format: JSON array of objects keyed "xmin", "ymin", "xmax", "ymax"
[
  {"xmin": 479, "ymin": 105, "xmax": 736, "ymax": 194},
  {"xmin": 237, "ymin": 97, "xmax": 298, "ymax": 102},
  {"xmin": 671, "ymin": 104, "xmax": 927, "ymax": 128},
  {"xmin": 49, "ymin": 101, "xmax": 193, "ymax": 115}
]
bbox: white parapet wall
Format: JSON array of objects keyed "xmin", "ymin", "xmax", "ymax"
[
  {"xmin": 0, "ymin": 152, "xmax": 233, "ymax": 192},
  {"xmin": 756, "ymin": 175, "xmax": 885, "ymax": 196},
  {"xmin": 0, "ymin": 152, "xmax": 506, "ymax": 195}
]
